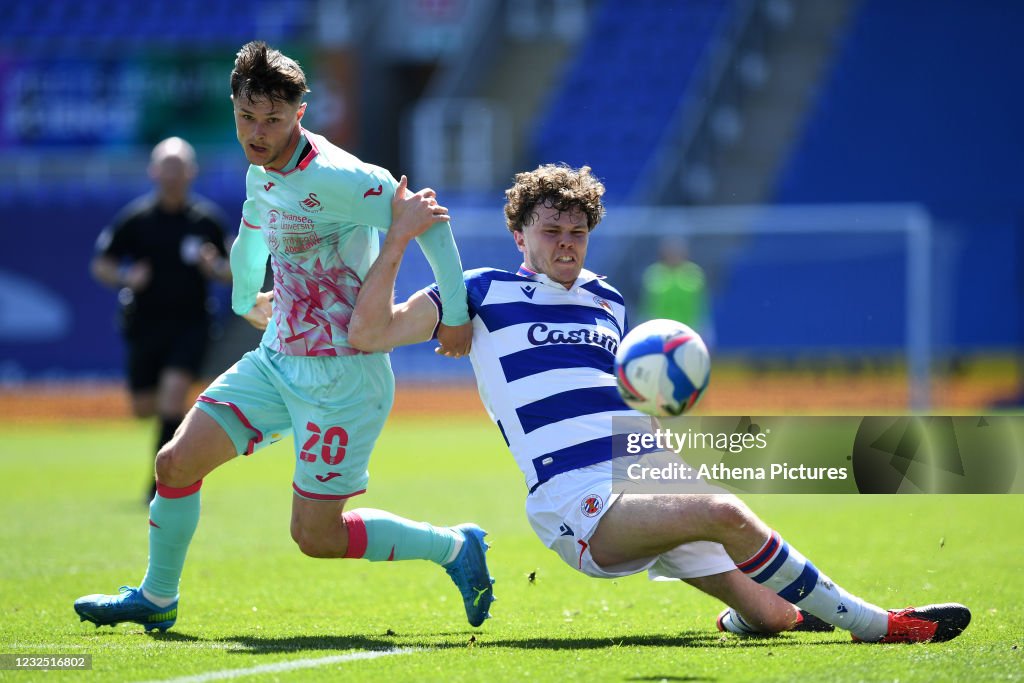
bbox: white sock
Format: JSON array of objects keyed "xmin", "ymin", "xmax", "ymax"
[
  {"xmin": 141, "ymin": 588, "xmax": 176, "ymax": 608},
  {"xmin": 737, "ymin": 531, "xmax": 889, "ymax": 641},
  {"xmin": 442, "ymin": 536, "xmax": 464, "ymax": 566},
  {"xmin": 719, "ymin": 609, "xmax": 761, "ymax": 635}
]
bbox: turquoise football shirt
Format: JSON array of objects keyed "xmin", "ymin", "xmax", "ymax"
[{"xmin": 230, "ymin": 128, "xmax": 469, "ymax": 356}]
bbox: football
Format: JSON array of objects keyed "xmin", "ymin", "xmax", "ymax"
[{"xmin": 614, "ymin": 319, "xmax": 711, "ymax": 417}]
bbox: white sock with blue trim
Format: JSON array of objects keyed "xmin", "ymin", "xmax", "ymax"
[
  {"xmin": 718, "ymin": 609, "xmax": 761, "ymax": 635},
  {"xmin": 737, "ymin": 530, "xmax": 889, "ymax": 641}
]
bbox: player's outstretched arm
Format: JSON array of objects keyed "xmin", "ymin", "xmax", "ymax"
[
  {"xmin": 349, "ymin": 176, "xmax": 450, "ymax": 352},
  {"xmin": 390, "ymin": 176, "xmax": 472, "ymax": 356},
  {"xmin": 400, "ymin": 181, "xmax": 471, "ymax": 333}
]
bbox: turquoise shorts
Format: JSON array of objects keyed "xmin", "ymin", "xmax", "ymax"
[{"xmin": 195, "ymin": 344, "xmax": 395, "ymax": 500}]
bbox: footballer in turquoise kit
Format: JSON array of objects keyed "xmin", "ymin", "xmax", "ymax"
[
  {"xmin": 230, "ymin": 128, "xmax": 468, "ymax": 358},
  {"xmin": 199, "ymin": 127, "xmax": 467, "ymax": 500},
  {"xmin": 73, "ymin": 41, "xmax": 494, "ymax": 633}
]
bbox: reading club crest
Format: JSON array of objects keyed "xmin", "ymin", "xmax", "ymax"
[{"xmin": 580, "ymin": 493, "xmax": 604, "ymax": 517}]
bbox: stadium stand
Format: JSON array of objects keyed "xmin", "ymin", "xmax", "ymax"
[
  {"xmin": 0, "ymin": 0, "xmax": 314, "ymax": 51},
  {"xmin": 774, "ymin": 0, "xmax": 1024, "ymax": 350},
  {"xmin": 530, "ymin": 0, "xmax": 734, "ymax": 202},
  {"xmin": 0, "ymin": 0, "xmax": 1019, "ymax": 392}
]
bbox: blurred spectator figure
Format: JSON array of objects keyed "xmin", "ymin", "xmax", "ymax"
[
  {"xmin": 641, "ymin": 237, "xmax": 714, "ymax": 344},
  {"xmin": 91, "ymin": 137, "xmax": 231, "ymax": 501}
]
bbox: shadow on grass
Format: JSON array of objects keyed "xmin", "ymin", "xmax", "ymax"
[
  {"xmin": 392, "ymin": 630, "xmax": 840, "ymax": 651},
  {"xmin": 148, "ymin": 629, "xmax": 839, "ymax": 655},
  {"xmin": 480, "ymin": 631, "xmax": 831, "ymax": 650},
  {"xmin": 150, "ymin": 631, "xmax": 399, "ymax": 654}
]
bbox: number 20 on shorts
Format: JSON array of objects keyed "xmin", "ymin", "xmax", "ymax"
[{"xmin": 299, "ymin": 421, "xmax": 348, "ymax": 465}]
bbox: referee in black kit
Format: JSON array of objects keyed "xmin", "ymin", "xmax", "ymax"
[{"xmin": 92, "ymin": 137, "xmax": 232, "ymax": 502}]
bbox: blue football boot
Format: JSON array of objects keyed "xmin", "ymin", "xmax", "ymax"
[
  {"xmin": 74, "ymin": 586, "xmax": 177, "ymax": 632},
  {"xmin": 444, "ymin": 524, "xmax": 495, "ymax": 627}
]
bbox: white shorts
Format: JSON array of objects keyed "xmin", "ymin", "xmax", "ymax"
[{"xmin": 525, "ymin": 454, "xmax": 736, "ymax": 580}]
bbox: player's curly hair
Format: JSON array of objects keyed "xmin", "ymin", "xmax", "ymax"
[
  {"xmin": 230, "ymin": 41, "xmax": 310, "ymax": 105},
  {"xmin": 504, "ymin": 164, "xmax": 606, "ymax": 233}
]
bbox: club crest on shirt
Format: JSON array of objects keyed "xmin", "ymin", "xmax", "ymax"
[
  {"xmin": 299, "ymin": 192, "xmax": 324, "ymax": 213},
  {"xmin": 580, "ymin": 493, "xmax": 604, "ymax": 517}
]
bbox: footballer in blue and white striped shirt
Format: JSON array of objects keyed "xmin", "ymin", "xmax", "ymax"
[{"xmin": 349, "ymin": 164, "xmax": 970, "ymax": 644}]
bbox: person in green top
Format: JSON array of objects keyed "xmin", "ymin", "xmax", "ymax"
[{"xmin": 641, "ymin": 237, "xmax": 712, "ymax": 344}]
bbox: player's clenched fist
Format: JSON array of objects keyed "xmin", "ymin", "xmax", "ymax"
[
  {"xmin": 390, "ymin": 175, "xmax": 450, "ymax": 244},
  {"xmin": 243, "ymin": 290, "xmax": 274, "ymax": 330}
]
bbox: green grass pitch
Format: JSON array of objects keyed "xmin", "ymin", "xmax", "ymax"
[{"xmin": 2, "ymin": 417, "xmax": 1022, "ymax": 682}]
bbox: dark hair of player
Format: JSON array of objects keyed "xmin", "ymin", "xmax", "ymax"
[
  {"xmin": 504, "ymin": 163, "xmax": 607, "ymax": 233},
  {"xmin": 230, "ymin": 41, "xmax": 310, "ymax": 106}
]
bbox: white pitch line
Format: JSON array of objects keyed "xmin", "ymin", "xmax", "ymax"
[{"xmin": 134, "ymin": 648, "xmax": 421, "ymax": 683}]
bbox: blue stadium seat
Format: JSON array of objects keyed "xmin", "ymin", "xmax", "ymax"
[
  {"xmin": 531, "ymin": 0, "xmax": 734, "ymax": 202},
  {"xmin": 0, "ymin": 0, "xmax": 313, "ymax": 48},
  {"xmin": 773, "ymin": 0, "xmax": 1024, "ymax": 349}
]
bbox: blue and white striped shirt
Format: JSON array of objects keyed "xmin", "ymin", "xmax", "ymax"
[{"xmin": 429, "ymin": 265, "xmax": 646, "ymax": 491}]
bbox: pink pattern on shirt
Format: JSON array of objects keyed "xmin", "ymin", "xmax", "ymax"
[{"xmin": 270, "ymin": 256, "xmax": 364, "ymax": 356}]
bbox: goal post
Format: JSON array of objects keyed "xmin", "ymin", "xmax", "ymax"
[{"xmin": 594, "ymin": 204, "xmax": 933, "ymax": 410}]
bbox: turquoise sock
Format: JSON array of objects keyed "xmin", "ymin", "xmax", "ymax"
[
  {"xmin": 140, "ymin": 481, "xmax": 202, "ymax": 600},
  {"xmin": 342, "ymin": 509, "xmax": 460, "ymax": 564}
]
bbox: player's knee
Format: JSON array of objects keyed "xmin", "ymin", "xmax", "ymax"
[
  {"xmin": 154, "ymin": 443, "xmax": 196, "ymax": 489},
  {"xmin": 290, "ymin": 529, "xmax": 325, "ymax": 558},
  {"xmin": 290, "ymin": 525, "xmax": 337, "ymax": 558},
  {"xmin": 705, "ymin": 495, "xmax": 756, "ymax": 536}
]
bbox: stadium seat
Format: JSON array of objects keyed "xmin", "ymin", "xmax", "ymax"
[{"xmin": 530, "ymin": 0, "xmax": 735, "ymax": 202}]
